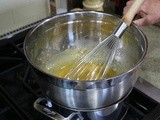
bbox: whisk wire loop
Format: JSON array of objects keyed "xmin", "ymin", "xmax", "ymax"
[{"xmin": 65, "ymin": 34, "xmax": 119, "ymax": 80}]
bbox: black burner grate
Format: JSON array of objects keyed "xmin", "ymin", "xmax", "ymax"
[{"xmin": 0, "ymin": 37, "xmax": 50, "ymax": 120}]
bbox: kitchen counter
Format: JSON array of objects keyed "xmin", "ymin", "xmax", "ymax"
[{"xmin": 139, "ymin": 25, "xmax": 160, "ymax": 89}]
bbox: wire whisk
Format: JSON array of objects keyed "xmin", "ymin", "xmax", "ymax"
[{"xmin": 65, "ymin": 0, "xmax": 144, "ymax": 80}]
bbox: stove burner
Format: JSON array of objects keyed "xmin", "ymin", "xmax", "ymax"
[{"xmin": 34, "ymin": 97, "xmax": 128, "ymax": 120}]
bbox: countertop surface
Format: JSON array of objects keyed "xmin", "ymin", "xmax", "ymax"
[{"xmin": 139, "ymin": 25, "xmax": 160, "ymax": 89}]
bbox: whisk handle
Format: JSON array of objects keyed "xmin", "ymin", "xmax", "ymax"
[{"xmin": 122, "ymin": 0, "xmax": 144, "ymax": 25}]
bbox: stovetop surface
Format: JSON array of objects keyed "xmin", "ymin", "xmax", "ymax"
[{"xmin": 0, "ymin": 29, "xmax": 160, "ymax": 120}]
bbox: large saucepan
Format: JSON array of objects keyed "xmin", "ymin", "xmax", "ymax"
[{"xmin": 24, "ymin": 11, "xmax": 147, "ymax": 110}]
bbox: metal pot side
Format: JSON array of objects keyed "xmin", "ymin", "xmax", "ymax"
[{"xmin": 34, "ymin": 68, "xmax": 138, "ymax": 110}]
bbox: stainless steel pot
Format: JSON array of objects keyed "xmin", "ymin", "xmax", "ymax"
[{"xmin": 24, "ymin": 11, "xmax": 148, "ymax": 110}]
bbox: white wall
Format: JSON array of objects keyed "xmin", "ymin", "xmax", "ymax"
[{"xmin": 0, "ymin": 0, "xmax": 51, "ymax": 36}]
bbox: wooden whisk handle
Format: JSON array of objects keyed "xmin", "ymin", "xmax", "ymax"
[{"xmin": 122, "ymin": 0, "xmax": 144, "ymax": 26}]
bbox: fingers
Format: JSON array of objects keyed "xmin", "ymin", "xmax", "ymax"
[
  {"xmin": 123, "ymin": 0, "xmax": 134, "ymax": 15},
  {"xmin": 133, "ymin": 18, "xmax": 147, "ymax": 26},
  {"xmin": 123, "ymin": 0, "xmax": 148, "ymax": 26},
  {"xmin": 133, "ymin": 15, "xmax": 154, "ymax": 26},
  {"xmin": 123, "ymin": 0, "xmax": 160, "ymax": 26}
]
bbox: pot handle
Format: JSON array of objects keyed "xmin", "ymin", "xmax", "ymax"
[{"xmin": 34, "ymin": 97, "xmax": 83, "ymax": 120}]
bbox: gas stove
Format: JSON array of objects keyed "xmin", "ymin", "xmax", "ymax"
[{"xmin": 0, "ymin": 26, "xmax": 160, "ymax": 120}]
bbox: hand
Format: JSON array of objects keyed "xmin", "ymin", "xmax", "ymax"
[{"xmin": 123, "ymin": 0, "xmax": 160, "ymax": 26}]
